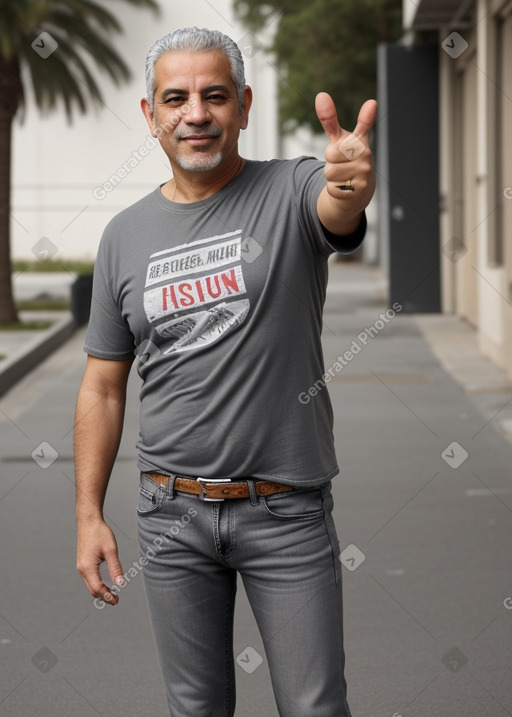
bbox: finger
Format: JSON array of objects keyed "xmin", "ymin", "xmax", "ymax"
[
  {"xmin": 353, "ymin": 99, "xmax": 377, "ymax": 139},
  {"xmin": 315, "ymin": 92, "xmax": 343, "ymax": 143},
  {"xmin": 336, "ymin": 99, "xmax": 376, "ymax": 162},
  {"xmin": 104, "ymin": 549, "xmax": 125, "ymax": 588},
  {"xmin": 323, "ymin": 164, "xmax": 358, "ymax": 186},
  {"xmin": 80, "ymin": 566, "xmax": 119, "ymax": 604}
]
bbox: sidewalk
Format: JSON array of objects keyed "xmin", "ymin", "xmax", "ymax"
[
  {"xmin": 417, "ymin": 313, "xmax": 512, "ymax": 445},
  {"xmin": 326, "ymin": 262, "xmax": 512, "ymax": 447},
  {"xmin": 0, "ymin": 273, "xmax": 78, "ymax": 396},
  {"xmin": 0, "ymin": 311, "xmax": 76, "ymax": 397},
  {"xmin": 0, "ymin": 263, "xmax": 511, "ymax": 717}
]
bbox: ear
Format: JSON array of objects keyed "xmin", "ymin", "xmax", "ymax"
[
  {"xmin": 240, "ymin": 85, "xmax": 253, "ymax": 130},
  {"xmin": 141, "ymin": 97, "xmax": 157, "ymax": 137}
]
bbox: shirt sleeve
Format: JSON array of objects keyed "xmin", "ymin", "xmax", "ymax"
[
  {"xmin": 83, "ymin": 227, "xmax": 136, "ymax": 360},
  {"xmin": 321, "ymin": 211, "xmax": 367, "ymax": 254},
  {"xmin": 292, "ymin": 156, "xmax": 367, "ymax": 256}
]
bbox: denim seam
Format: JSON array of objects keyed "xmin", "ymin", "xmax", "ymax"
[
  {"xmin": 320, "ymin": 488, "xmax": 341, "ymax": 588},
  {"xmin": 137, "ymin": 482, "xmax": 165, "ymax": 515},
  {"xmin": 213, "ymin": 503, "xmax": 236, "ymax": 562},
  {"xmin": 329, "ymin": 522, "xmax": 352, "ymax": 716},
  {"xmin": 320, "ymin": 488, "xmax": 352, "ymax": 713},
  {"xmin": 223, "ymin": 576, "xmax": 236, "ymax": 715},
  {"xmin": 261, "ymin": 498, "xmax": 325, "ymax": 521},
  {"xmin": 212, "ymin": 503, "xmax": 222, "ymax": 559},
  {"xmin": 223, "ymin": 502, "xmax": 236, "ymax": 560},
  {"xmin": 213, "ymin": 504, "xmax": 231, "ymax": 564}
]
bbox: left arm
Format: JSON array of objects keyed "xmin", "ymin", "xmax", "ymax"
[{"xmin": 315, "ymin": 93, "xmax": 377, "ymax": 237}]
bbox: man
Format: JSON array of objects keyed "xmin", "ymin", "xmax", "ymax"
[{"xmin": 75, "ymin": 26, "xmax": 376, "ymax": 717}]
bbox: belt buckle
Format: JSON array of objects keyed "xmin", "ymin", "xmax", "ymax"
[{"xmin": 197, "ymin": 477, "xmax": 231, "ymax": 502}]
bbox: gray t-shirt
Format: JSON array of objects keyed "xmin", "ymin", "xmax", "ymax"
[{"xmin": 84, "ymin": 157, "xmax": 365, "ymax": 486}]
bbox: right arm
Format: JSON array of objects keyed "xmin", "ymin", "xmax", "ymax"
[{"xmin": 74, "ymin": 354, "xmax": 134, "ymax": 605}]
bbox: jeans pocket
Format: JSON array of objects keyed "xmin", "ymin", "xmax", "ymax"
[
  {"xmin": 261, "ymin": 487, "xmax": 325, "ymax": 521},
  {"xmin": 137, "ymin": 477, "xmax": 165, "ymax": 516}
]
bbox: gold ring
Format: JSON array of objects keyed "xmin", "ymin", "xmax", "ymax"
[{"xmin": 337, "ymin": 178, "xmax": 355, "ymax": 192}]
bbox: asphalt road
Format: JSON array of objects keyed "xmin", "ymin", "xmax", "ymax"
[{"xmin": 0, "ymin": 265, "xmax": 511, "ymax": 717}]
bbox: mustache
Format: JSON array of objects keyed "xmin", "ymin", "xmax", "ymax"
[{"xmin": 175, "ymin": 126, "xmax": 223, "ymax": 140}]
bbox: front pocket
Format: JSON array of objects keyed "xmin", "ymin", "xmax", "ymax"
[
  {"xmin": 136, "ymin": 483, "xmax": 164, "ymax": 515},
  {"xmin": 261, "ymin": 488, "xmax": 324, "ymax": 521}
]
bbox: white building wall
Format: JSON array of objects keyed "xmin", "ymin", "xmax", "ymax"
[
  {"xmin": 11, "ymin": 0, "xmax": 281, "ymax": 261},
  {"xmin": 475, "ymin": 0, "xmax": 505, "ymax": 358},
  {"xmin": 404, "ymin": 0, "xmax": 512, "ymax": 378},
  {"xmin": 402, "ymin": 0, "xmax": 419, "ymax": 30}
]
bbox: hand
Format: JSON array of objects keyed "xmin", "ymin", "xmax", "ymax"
[
  {"xmin": 76, "ymin": 518, "xmax": 125, "ymax": 606},
  {"xmin": 315, "ymin": 92, "xmax": 377, "ymax": 232}
]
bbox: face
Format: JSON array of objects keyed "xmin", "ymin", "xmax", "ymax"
[{"xmin": 141, "ymin": 50, "xmax": 252, "ymax": 174}]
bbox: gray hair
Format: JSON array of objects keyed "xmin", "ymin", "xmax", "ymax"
[{"xmin": 145, "ymin": 27, "xmax": 246, "ymax": 112}]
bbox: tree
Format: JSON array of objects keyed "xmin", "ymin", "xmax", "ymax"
[
  {"xmin": 234, "ymin": 0, "xmax": 402, "ymax": 134},
  {"xmin": 0, "ymin": 0, "xmax": 158, "ymax": 324}
]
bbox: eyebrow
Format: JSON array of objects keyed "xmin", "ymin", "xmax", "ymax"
[{"xmin": 160, "ymin": 85, "xmax": 231, "ymax": 100}]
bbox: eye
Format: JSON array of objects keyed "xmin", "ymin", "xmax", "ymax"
[
  {"xmin": 206, "ymin": 94, "xmax": 227, "ymax": 102},
  {"xmin": 164, "ymin": 96, "xmax": 186, "ymax": 104}
]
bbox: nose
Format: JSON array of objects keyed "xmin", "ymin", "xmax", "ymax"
[{"xmin": 182, "ymin": 96, "xmax": 211, "ymax": 125}]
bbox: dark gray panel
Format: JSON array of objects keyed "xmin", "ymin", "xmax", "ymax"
[{"xmin": 377, "ymin": 44, "xmax": 441, "ymax": 313}]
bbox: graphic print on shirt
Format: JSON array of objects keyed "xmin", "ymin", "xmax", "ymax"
[{"xmin": 143, "ymin": 230, "xmax": 250, "ymax": 354}]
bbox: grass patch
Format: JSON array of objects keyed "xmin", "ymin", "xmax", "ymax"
[
  {"xmin": 16, "ymin": 298, "xmax": 70, "ymax": 311},
  {"xmin": 13, "ymin": 259, "xmax": 94, "ymax": 274},
  {"xmin": 0, "ymin": 320, "xmax": 53, "ymax": 330}
]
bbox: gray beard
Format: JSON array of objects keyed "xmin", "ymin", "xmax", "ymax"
[{"xmin": 175, "ymin": 150, "xmax": 223, "ymax": 172}]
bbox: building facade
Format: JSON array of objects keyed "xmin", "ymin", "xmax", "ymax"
[{"xmin": 403, "ymin": 0, "xmax": 512, "ymax": 377}]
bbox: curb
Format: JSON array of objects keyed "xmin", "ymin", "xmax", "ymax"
[{"xmin": 0, "ymin": 313, "xmax": 76, "ymax": 398}]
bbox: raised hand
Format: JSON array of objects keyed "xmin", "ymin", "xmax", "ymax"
[{"xmin": 315, "ymin": 92, "xmax": 377, "ymax": 235}]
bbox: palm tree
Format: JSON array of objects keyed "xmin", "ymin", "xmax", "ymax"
[{"xmin": 0, "ymin": 0, "xmax": 159, "ymax": 323}]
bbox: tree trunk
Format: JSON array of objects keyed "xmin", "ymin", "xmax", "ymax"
[{"xmin": 0, "ymin": 57, "xmax": 21, "ymax": 324}]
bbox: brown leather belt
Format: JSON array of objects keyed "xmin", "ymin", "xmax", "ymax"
[{"xmin": 146, "ymin": 473, "xmax": 294, "ymax": 501}]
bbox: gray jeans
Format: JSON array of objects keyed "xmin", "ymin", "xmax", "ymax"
[{"xmin": 136, "ymin": 472, "xmax": 352, "ymax": 717}]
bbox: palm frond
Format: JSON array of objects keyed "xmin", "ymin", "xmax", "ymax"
[
  {"xmin": 1, "ymin": 0, "xmax": 159, "ymax": 121},
  {"xmin": 37, "ymin": 11, "xmax": 132, "ymax": 81}
]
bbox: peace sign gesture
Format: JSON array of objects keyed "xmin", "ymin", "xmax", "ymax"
[{"xmin": 315, "ymin": 92, "xmax": 377, "ymax": 236}]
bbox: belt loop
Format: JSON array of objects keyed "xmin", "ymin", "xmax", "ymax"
[
  {"xmin": 246, "ymin": 479, "xmax": 260, "ymax": 506},
  {"xmin": 167, "ymin": 474, "xmax": 176, "ymax": 499}
]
